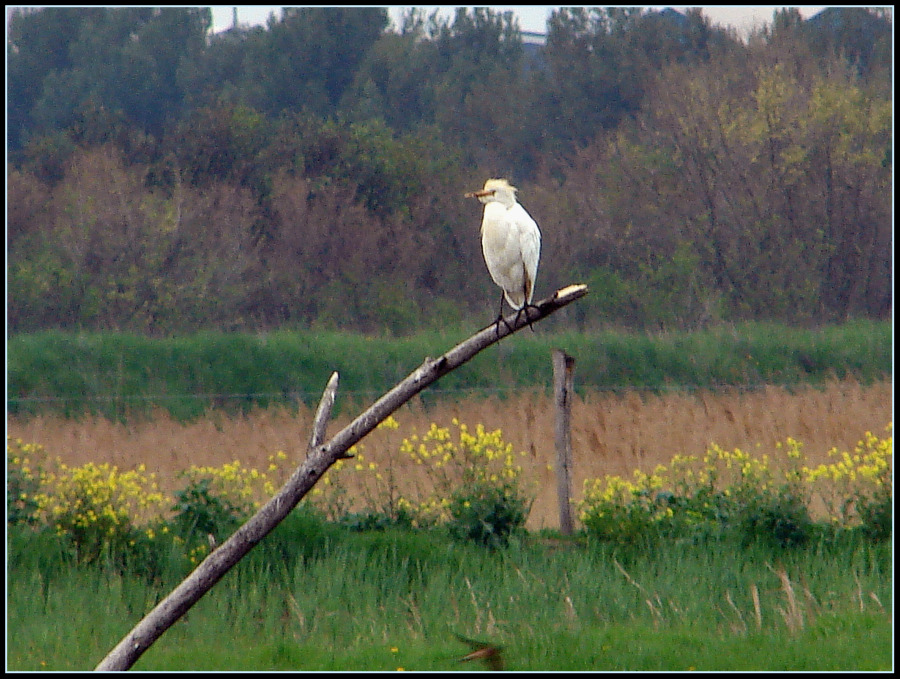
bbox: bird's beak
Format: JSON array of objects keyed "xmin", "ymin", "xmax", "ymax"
[{"xmin": 465, "ymin": 189, "xmax": 494, "ymax": 198}]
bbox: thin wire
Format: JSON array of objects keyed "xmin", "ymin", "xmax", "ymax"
[{"xmin": 6, "ymin": 381, "xmax": 818, "ymax": 406}]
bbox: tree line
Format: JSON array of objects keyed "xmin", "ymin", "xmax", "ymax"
[{"xmin": 7, "ymin": 7, "xmax": 892, "ymax": 335}]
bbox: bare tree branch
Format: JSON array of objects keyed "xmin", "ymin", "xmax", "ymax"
[
  {"xmin": 94, "ymin": 284, "xmax": 588, "ymax": 671},
  {"xmin": 307, "ymin": 371, "xmax": 339, "ymax": 456}
]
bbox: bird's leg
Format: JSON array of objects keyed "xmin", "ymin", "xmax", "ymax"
[
  {"xmin": 513, "ymin": 302, "xmax": 540, "ymax": 332},
  {"xmin": 523, "ymin": 302, "xmax": 540, "ymax": 332},
  {"xmin": 493, "ymin": 292, "xmax": 514, "ymax": 337}
]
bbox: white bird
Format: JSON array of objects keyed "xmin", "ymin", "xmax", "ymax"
[{"xmin": 465, "ymin": 178, "xmax": 542, "ymax": 333}]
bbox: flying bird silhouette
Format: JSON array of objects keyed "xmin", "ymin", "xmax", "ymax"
[{"xmin": 455, "ymin": 632, "xmax": 505, "ymax": 671}]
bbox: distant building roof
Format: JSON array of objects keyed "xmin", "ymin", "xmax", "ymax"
[{"xmin": 521, "ymin": 30, "xmax": 546, "ymax": 46}]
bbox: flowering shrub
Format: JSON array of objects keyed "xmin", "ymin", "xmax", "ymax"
[
  {"xmin": 446, "ymin": 479, "xmax": 529, "ymax": 548},
  {"xmin": 403, "ymin": 418, "xmax": 532, "ymax": 546},
  {"xmin": 8, "ymin": 422, "xmax": 889, "ymax": 563},
  {"xmin": 6, "ymin": 438, "xmax": 292, "ymax": 567},
  {"xmin": 579, "ymin": 469, "xmax": 672, "ymax": 545},
  {"xmin": 311, "ymin": 416, "xmax": 532, "ymax": 546},
  {"xmin": 172, "ymin": 452, "xmax": 288, "ymax": 556},
  {"xmin": 32, "ymin": 458, "xmax": 167, "ymax": 562},
  {"xmin": 801, "ymin": 425, "xmax": 893, "ymax": 540},
  {"xmin": 7, "ymin": 437, "xmax": 46, "ymax": 526},
  {"xmin": 580, "ymin": 424, "xmax": 892, "ymax": 547}
]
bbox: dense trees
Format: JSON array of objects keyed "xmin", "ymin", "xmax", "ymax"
[
  {"xmin": 552, "ymin": 56, "xmax": 891, "ymax": 328},
  {"xmin": 8, "ymin": 8, "xmax": 210, "ymax": 149},
  {"xmin": 6, "ymin": 7, "xmax": 892, "ymax": 335}
]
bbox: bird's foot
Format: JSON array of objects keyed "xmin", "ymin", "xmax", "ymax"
[
  {"xmin": 493, "ymin": 313, "xmax": 515, "ymax": 338},
  {"xmin": 514, "ymin": 303, "xmax": 540, "ymax": 332}
]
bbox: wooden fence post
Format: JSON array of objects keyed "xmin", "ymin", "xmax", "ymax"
[{"xmin": 553, "ymin": 349, "xmax": 575, "ymax": 535}]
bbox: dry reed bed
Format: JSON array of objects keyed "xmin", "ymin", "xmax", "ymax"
[{"xmin": 7, "ymin": 380, "xmax": 892, "ymax": 529}]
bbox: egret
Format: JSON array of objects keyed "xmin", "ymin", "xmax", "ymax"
[{"xmin": 465, "ymin": 178, "xmax": 542, "ymax": 334}]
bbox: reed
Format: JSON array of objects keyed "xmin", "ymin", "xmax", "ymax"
[{"xmin": 7, "ymin": 380, "xmax": 891, "ymax": 529}]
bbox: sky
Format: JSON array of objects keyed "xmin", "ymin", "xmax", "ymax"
[{"xmin": 211, "ymin": 6, "xmax": 831, "ymax": 36}]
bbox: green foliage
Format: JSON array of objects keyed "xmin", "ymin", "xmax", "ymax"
[
  {"xmin": 6, "ymin": 8, "xmax": 892, "ymax": 336},
  {"xmin": 248, "ymin": 7, "xmax": 389, "ymax": 116},
  {"xmin": 634, "ymin": 241, "xmax": 709, "ymax": 329},
  {"xmin": 7, "ymin": 437, "xmax": 47, "ymax": 526},
  {"xmin": 6, "ymin": 520, "xmax": 893, "ymax": 670},
  {"xmin": 169, "ymin": 454, "xmax": 286, "ymax": 560},
  {"xmin": 734, "ymin": 486, "xmax": 815, "ymax": 549},
  {"xmin": 585, "ymin": 54, "xmax": 892, "ymax": 324},
  {"xmin": 7, "ymin": 322, "xmax": 892, "ymax": 421},
  {"xmin": 572, "ymin": 266, "xmax": 638, "ymax": 327},
  {"xmin": 580, "ymin": 427, "xmax": 893, "ymax": 549},
  {"xmin": 170, "ymin": 477, "xmax": 248, "ymax": 546},
  {"xmin": 311, "ymin": 416, "xmax": 532, "ymax": 548},
  {"xmin": 578, "ymin": 483, "xmax": 664, "ymax": 547},
  {"xmin": 8, "ymin": 8, "xmax": 210, "ymax": 145},
  {"xmin": 856, "ymin": 489, "xmax": 892, "ymax": 542},
  {"xmin": 30, "ymin": 457, "xmax": 168, "ymax": 564},
  {"xmin": 338, "ymin": 510, "xmax": 414, "ymax": 532},
  {"xmin": 171, "ymin": 102, "xmax": 272, "ymax": 190},
  {"xmin": 447, "ymin": 479, "xmax": 528, "ymax": 548}
]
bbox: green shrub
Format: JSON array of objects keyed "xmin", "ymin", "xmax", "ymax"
[
  {"xmin": 447, "ymin": 479, "xmax": 529, "ymax": 548},
  {"xmin": 737, "ymin": 488, "xmax": 815, "ymax": 548},
  {"xmin": 857, "ymin": 490, "xmax": 891, "ymax": 542},
  {"xmin": 313, "ymin": 416, "xmax": 534, "ymax": 547},
  {"xmin": 579, "ymin": 427, "xmax": 892, "ymax": 548},
  {"xmin": 169, "ymin": 454, "xmax": 288, "ymax": 559},
  {"xmin": 7, "ymin": 437, "xmax": 46, "ymax": 526},
  {"xmin": 171, "ymin": 477, "xmax": 249, "ymax": 545},
  {"xmin": 32, "ymin": 459, "xmax": 167, "ymax": 564},
  {"xmin": 338, "ymin": 509, "xmax": 415, "ymax": 532}
]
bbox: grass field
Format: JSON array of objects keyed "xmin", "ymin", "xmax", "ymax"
[
  {"xmin": 7, "ymin": 513, "xmax": 893, "ymax": 671},
  {"xmin": 7, "ymin": 379, "xmax": 892, "ymax": 528},
  {"xmin": 6, "ymin": 377, "xmax": 893, "ymax": 671}
]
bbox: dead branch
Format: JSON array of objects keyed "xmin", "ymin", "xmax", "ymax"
[
  {"xmin": 307, "ymin": 371, "xmax": 339, "ymax": 456},
  {"xmin": 94, "ymin": 283, "xmax": 588, "ymax": 671}
]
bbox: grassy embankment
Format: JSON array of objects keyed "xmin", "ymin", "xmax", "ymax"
[{"xmin": 7, "ymin": 320, "xmax": 892, "ymax": 421}]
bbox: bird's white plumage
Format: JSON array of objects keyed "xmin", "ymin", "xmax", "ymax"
[{"xmin": 468, "ymin": 178, "xmax": 541, "ymax": 312}]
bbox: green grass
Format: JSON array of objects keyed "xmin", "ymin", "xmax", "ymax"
[
  {"xmin": 6, "ymin": 513, "xmax": 892, "ymax": 671},
  {"xmin": 7, "ymin": 320, "xmax": 892, "ymax": 421}
]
